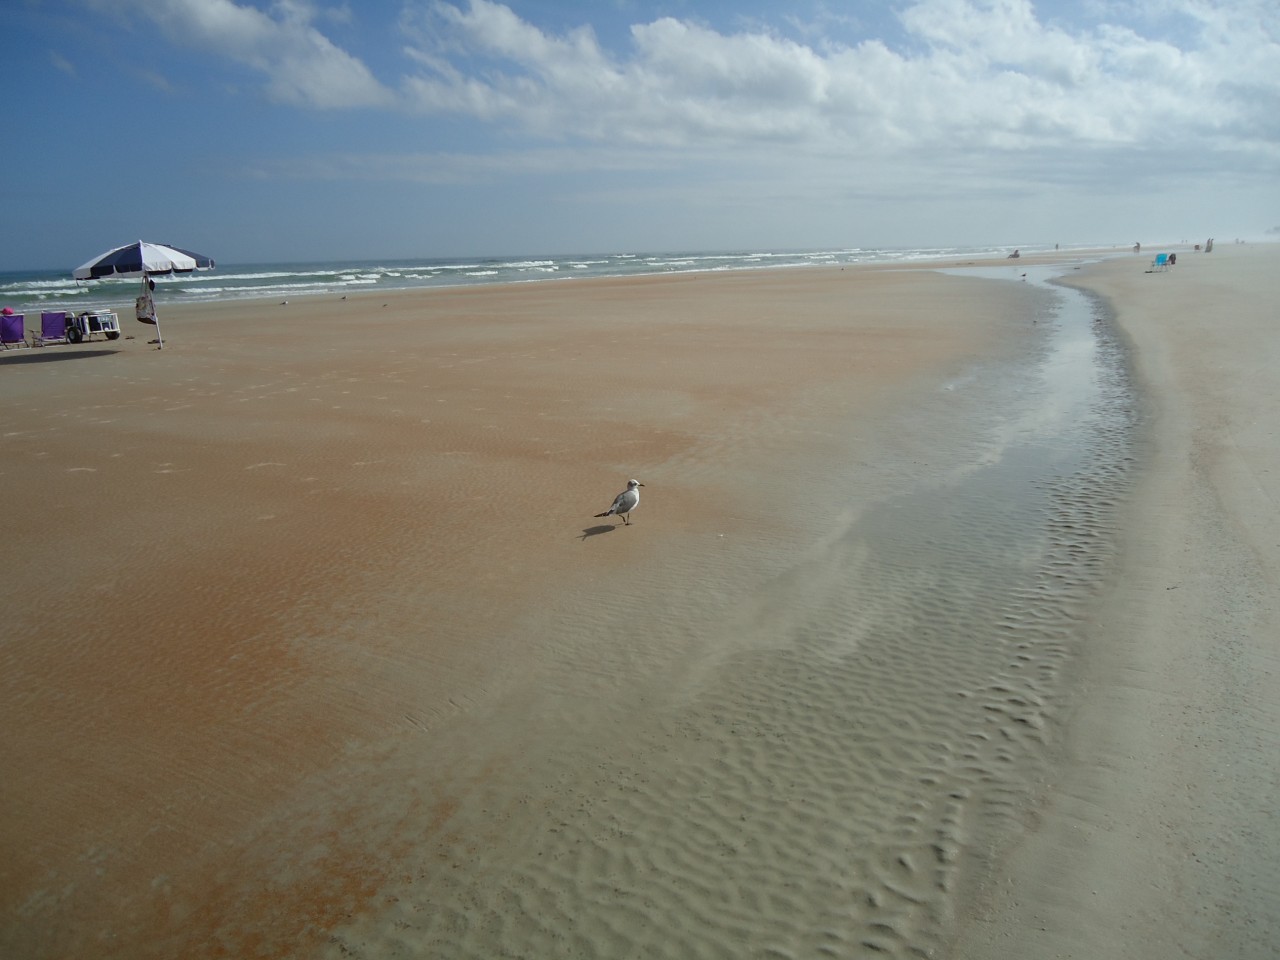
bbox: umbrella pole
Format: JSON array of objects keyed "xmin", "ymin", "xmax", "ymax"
[{"xmin": 142, "ymin": 275, "xmax": 164, "ymax": 349}]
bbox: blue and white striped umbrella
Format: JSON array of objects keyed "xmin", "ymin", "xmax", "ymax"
[{"xmin": 73, "ymin": 240, "xmax": 215, "ymax": 280}]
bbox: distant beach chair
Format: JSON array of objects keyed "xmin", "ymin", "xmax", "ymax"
[
  {"xmin": 34, "ymin": 311, "xmax": 70, "ymax": 346},
  {"xmin": 1, "ymin": 312, "xmax": 28, "ymax": 349},
  {"xmin": 1151, "ymin": 253, "xmax": 1169, "ymax": 271}
]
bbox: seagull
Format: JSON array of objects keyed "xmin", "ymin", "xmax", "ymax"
[{"xmin": 594, "ymin": 478, "xmax": 644, "ymax": 525}]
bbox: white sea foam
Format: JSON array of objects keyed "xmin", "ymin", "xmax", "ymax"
[{"xmin": 1, "ymin": 243, "xmax": 1115, "ymax": 315}]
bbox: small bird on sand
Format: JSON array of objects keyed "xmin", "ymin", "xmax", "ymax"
[{"xmin": 595, "ymin": 478, "xmax": 644, "ymax": 525}]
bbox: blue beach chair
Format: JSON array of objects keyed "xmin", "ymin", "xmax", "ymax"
[
  {"xmin": 34, "ymin": 311, "xmax": 70, "ymax": 346},
  {"xmin": 1, "ymin": 312, "xmax": 27, "ymax": 349}
]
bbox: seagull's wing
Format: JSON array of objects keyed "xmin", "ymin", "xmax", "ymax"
[{"xmin": 612, "ymin": 489, "xmax": 639, "ymax": 513}]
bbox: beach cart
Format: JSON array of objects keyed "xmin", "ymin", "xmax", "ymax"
[{"xmin": 66, "ymin": 310, "xmax": 122, "ymax": 343}]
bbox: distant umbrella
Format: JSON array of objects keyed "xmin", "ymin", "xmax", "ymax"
[{"xmin": 72, "ymin": 240, "xmax": 214, "ymax": 349}]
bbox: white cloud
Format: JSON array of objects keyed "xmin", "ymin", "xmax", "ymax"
[
  {"xmin": 116, "ymin": 0, "xmax": 1272, "ymax": 238},
  {"xmin": 96, "ymin": 0, "xmax": 1277, "ymax": 167},
  {"xmin": 123, "ymin": 0, "xmax": 394, "ymax": 108},
  {"xmin": 397, "ymin": 0, "xmax": 1279, "ymax": 165}
]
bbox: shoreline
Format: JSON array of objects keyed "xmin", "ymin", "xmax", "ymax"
[
  {"xmin": 3, "ymin": 242, "xmax": 1153, "ymax": 318},
  {"xmin": 3, "ymin": 246, "xmax": 1275, "ymax": 958}
]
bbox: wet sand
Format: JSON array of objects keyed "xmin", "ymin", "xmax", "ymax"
[
  {"xmin": 952, "ymin": 244, "xmax": 1280, "ymax": 959},
  {"xmin": 2, "ymin": 247, "xmax": 1276, "ymax": 958}
]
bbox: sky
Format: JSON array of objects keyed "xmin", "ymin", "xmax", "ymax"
[{"xmin": 3, "ymin": 0, "xmax": 1277, "ymax": 269}]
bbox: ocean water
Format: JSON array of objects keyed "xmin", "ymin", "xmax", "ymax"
[{"xmin": 0, "ymin": 244, "xmax": 1080, "ymax": 316}]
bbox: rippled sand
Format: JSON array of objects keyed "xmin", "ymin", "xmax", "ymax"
[
  {"xmin": 2, "ymin": 249, "xmax": 1276, "ymax": 959},
  {"xmin": 952, "ymin": 245, "xmax": 1280, "ymax": 960}
]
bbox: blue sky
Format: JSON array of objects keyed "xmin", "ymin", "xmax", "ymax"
[{"xmin": 3, "ymin": 0, "xmax": 1277, "ymax": 269}]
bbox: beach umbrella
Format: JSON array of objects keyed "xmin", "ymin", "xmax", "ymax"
[
  {"xmin": 73, "ymin": 240, "xmax": 214, "ymax": 280},
  {"xmin": 73, "ymin": 240, "xmax": 215, "ymax": 349}
]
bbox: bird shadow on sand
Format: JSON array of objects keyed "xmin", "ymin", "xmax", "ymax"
[{"xmin": 578, "ymin": 524, "xmax": 618, "ymax": 541}]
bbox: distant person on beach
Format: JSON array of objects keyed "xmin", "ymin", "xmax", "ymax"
[{"xmin": 1134, "ymin": 242, "xmax": 1141, "ymax": 254}]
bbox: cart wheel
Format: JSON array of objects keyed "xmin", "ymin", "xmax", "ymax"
[
  {"xmin": 106, "ymin": 331, "xmax": 121, "ymax": 341},
  {"xmin": 67, "ymin": 326, "xmax": 83, "ymax": 344}
]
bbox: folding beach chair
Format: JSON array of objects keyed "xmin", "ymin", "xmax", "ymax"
[
  {"xmin": 34, "ymin": 311, "xmax": 69, "ymax": 346},
  {"xmin": 1, "ymin": 312, "xmax": 28, "ymax": 349},
  {"xmin": 1151, "ymin": 253, "xmax": 1169, "ymax": 271}
]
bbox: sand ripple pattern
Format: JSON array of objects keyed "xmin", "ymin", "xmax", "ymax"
[{"xmin": 315, "ymin": 282, "xmax": 1139, "ymax": 958}]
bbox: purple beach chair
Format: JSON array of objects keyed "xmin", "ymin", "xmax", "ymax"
[
  {"xmin": 1, "ymin": 312, "xmax": 28, "ymax": 349},
  {"xmin": 35, "ymin": 311, "xmax": 69, "ymax": 346}
]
